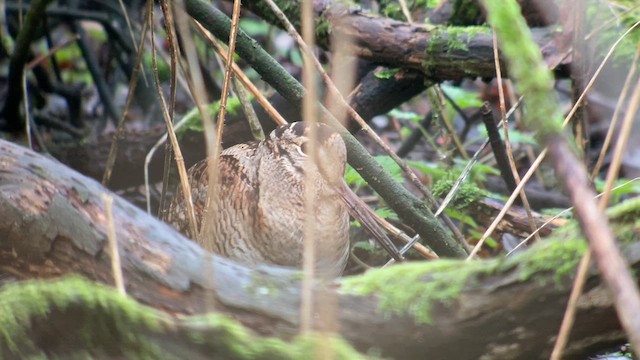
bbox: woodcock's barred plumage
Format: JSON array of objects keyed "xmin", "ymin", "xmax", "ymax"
[{"xmin": 164, "ymin": 122, "xmax": 352, "ymax": 277}]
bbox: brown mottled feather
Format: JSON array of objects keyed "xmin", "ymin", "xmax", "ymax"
[{"xmin": 163, "ymin": 122, "xmax": 350, "ymax": 277}]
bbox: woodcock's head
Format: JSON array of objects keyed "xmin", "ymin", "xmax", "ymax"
[
  {"xmin": 269, "ymin": 122, "xmax": 347, "ymax": 186},
  {"xmin": 267, "ymin": 122, "xmax": 402, "ymax": 264}
]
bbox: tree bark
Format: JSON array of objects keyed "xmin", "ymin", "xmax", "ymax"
[{"xmin": 1, "ymin": 139, "xmax": 637, "ymax": 359}]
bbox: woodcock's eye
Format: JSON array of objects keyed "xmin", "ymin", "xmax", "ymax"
[{"xmin": 299, "ymin": 142, "xmax": 309, "ymax": 156}]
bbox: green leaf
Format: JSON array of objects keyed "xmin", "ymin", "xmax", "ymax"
[
  {"xmin": 374, "ymin": 156, "xmax": 405, "ymax": 183},
  {"xmin": 388, "ymin": 109, "xmax": 422, "ymax": 122},
  {"xmin": 406, "ymin": 160, "xmax": 449, "ymax": 180},
  {"xmin": 441, "ymin": 84, "xmax": 483, "ymax": 109},
  {"xmin": 468, "ymin": 230, "xmax": 498, "ymax": 249},
  {"xmin": 374, "ymin": 68, "xmax": 400, "ymax": 79},
  {"xmin": 594, "ymin": 177, "xmax": 640, "ymax": 204},
  {"xmin": 375, "ymin": 207, "xmax": 399, "ymax": 221},
  {"xmin": 289, "ymin": 49, "xmax": 303, "ymax": 67},
  {"xmin": 239, "ymin": 19, "xmax": 270, "ymax": 37},
  {"xmin": 345, "ymin": 165, "xmax": 367, "ymax": 187},
  {"xmin": 178, "ymin": 97, "xmax": 242, "ymax": 134},
  {"xmin": 345, "ymin": 156, "xmax": 405, "ymax": 186}
]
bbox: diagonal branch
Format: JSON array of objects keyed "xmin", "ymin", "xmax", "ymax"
[{"xmin": 183, "ymin": 0, "xmax": 466, "ymax": 257}]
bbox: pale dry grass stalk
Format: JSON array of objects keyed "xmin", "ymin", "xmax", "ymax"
[
  {"xmin": 22, "ymin": 72, "xmax": 31, "ymax": 149},
  {"xmin": 398, "ymin": 0, "xmax": 413, "ymax": 23},
  {"xmin": 26, "ymin": 35, "xmax": 80, "ymax": 70},
  {"xmin": 158, "ymin": 0, "xmax": 180, "ymax": 217},
  {"xmin": 591, "ymin": 45, "xmax": 640, "ymax": 178},
  {"xmin": 193, "ymin": 21, "xmax": 288, "ymax": 126},
  {"xmin": 551, "ymin": 74, "xmax": 640, "ymax": 359},
  {"xmin": 466, "ymin": 148, "xmax": 547, "ymax": 260},
  {"xmin": 491, "ymin": 29, "xmax": 540, "ymax": 243},
  {"xmin": 118, "ymin": 0, "xmax": 148, "ymax": 85},
  {"xmin": 148, "ymin": 1, "xmax": 198, "ymax": 239},
  {"xmin": 102, "ymin": 193, "xmax": 126, "ymax": 295},
  {"xmin": 300, "ymin": 0, "xmax": 319, "ymax": 336},
  {"xmin": 428, "ymin": 86, "xmax": 469, "ymax": 159}
]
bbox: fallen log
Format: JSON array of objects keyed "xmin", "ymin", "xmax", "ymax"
[{"xmin": 0, "ymin": 139, "xmax": 637, "ymax": 359}]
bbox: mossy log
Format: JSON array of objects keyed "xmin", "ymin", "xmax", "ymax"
[
  {"xmin": 239, "ymin": 0, "xmax": 565, "ymax": 81},
  {"xmin": 1, "ymin": 139, "xmax": 638, "ymax": 359}
]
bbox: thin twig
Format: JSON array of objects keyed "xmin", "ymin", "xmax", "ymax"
[
  {"xmin": 492, "ymin": 30, "xmax": 541, "ymax": 244},
  {"xmin": 26, "ymin": 35, "xmax": 80, "ymax": 70},
  {"xmin": 563, "ymin": 19, "xmax": 640, "ymax": 128},
  {"xmin": 466, "ymin": 149, "xmax": 547, "ymax": 260},
  {"xmin": 193, "ymin": 22, "xmax": 287, "ymax": 126},
  {"xmin": 505, "ymin": 177, "xmax": 639, "ymax": 256},
  {"xmin": 118, "ymin": 0, "xmax": 148, "ymax": 85},
  {"xmin": 149, "ymin": 1, "xmax": 198, "ymax": 239},
  {"xmin": 22, "ymin": 72, "xmax": 32, "ymax": 148},
  {"xmin": 591, "ymin": 46, "xmax": 640, "ymax": 178},
  {"xmin": 102, "ymin": 193, "xmax": 126, "ymax": 295},
  {"xmin": 428, "ymin": 86, "xmax": 469, "ymax": 160},
  {"xmin": 232, "ymin": 76, "xmax": 264, "ymax": 141},
  {"xmin": 197, "ymin": 0, "xmax": 242, "ymax": 251},
  {"xmin": 480, "ymin": 102, "xmax": 517, "ymax": 192},
  {"xmin": 158, "ymin": 0, "xmax": 180, "ymax": 218},
  {"xmin": 102, "ymin": 13, "xmax": 149, "ymax": 185},
  {"xmin": 145, "ymin": 106, "xmax": 210, "ymax": 214}
]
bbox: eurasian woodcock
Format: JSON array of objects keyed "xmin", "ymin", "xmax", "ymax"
[{"xmin": 164, "ymin": 122, "xmax": 399, "ymax": 277}]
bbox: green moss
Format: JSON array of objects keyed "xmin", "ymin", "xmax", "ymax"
[
  {"xmin": 515, "ymin": 236, "xmax": 587, "ymax": 284},
  {"xmin": 0, "ymin": 276, "xmax": 164, "ymax": 358},
  {"xmin": 432, "ymin": 178, "xmax": 488, "ymax": 210},
  {"xmin": 341, "ymin": 233, "xmax": 594, "ymax": 324},
  {"xmin": 341, "ymin": 259, "xmax": 494, "ymax": 323},
  {"xmin": 426, "ymin": 26, "xmax": 490, "ymax": 54},
  {"xmin": 316, "ymin": 11, "xmax": 333, "ymax": 42},
  {"xmin": 607, "ymin": 196, "xmax": 640, "ymax": 221},
  {"xmin": 0, "ymin": 276, "xmax": 369, "ymax": 359},
  {"xmin": 181, "ymin": 313, "xmax": 370, "ymax": 359},
  {"xmin": 423, "ymin": 26, "xmax": 491, "ymax": 78},
  {"xmin": 608, "ymin": 197, "xmax": 640, "ymax": 244}
]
